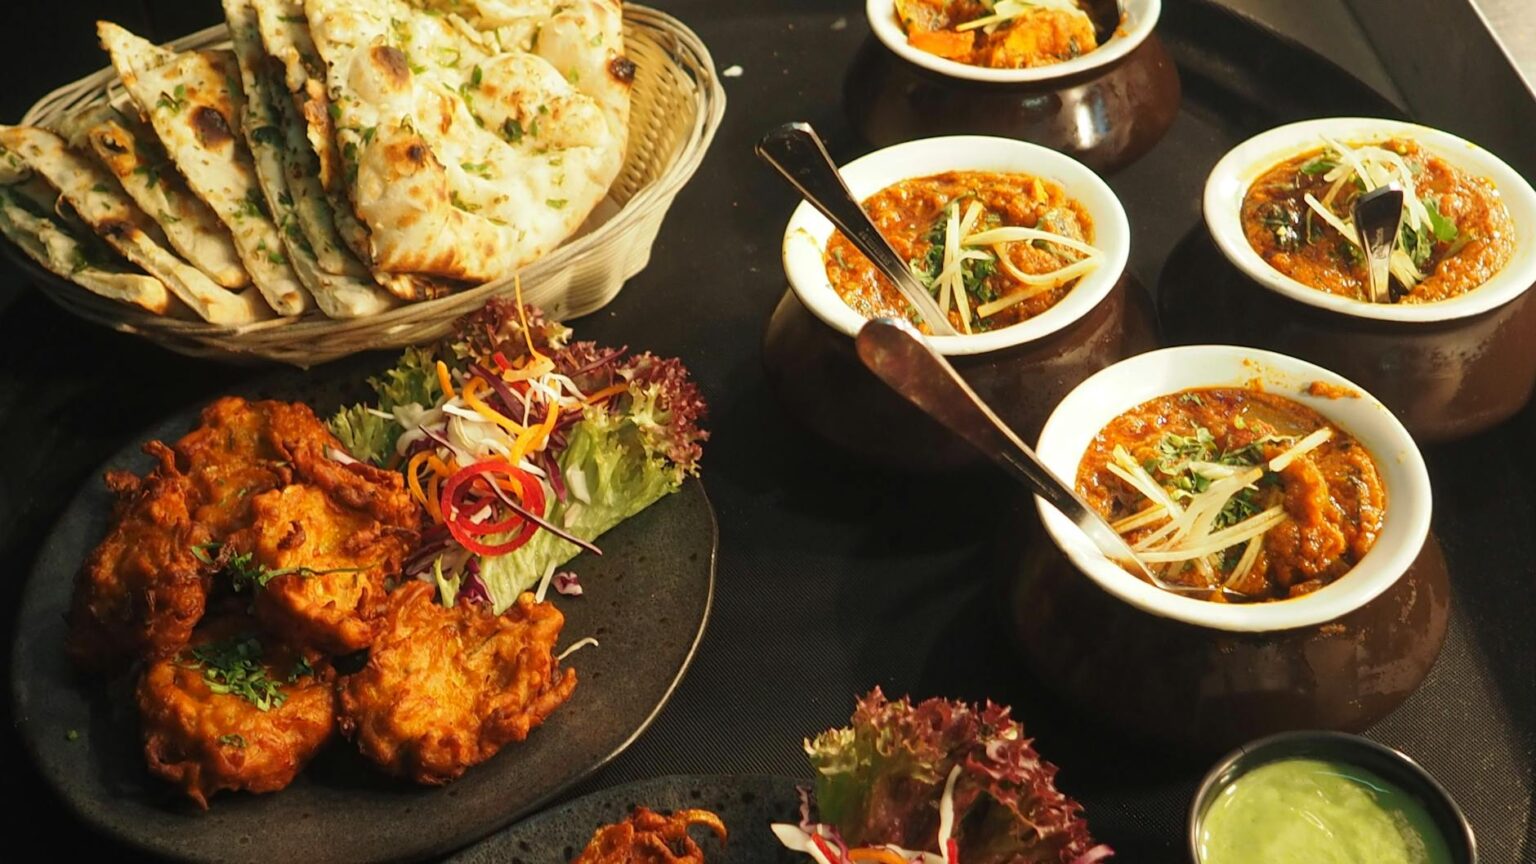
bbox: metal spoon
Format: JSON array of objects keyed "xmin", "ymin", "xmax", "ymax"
[
  {"xmin": 855, "ymin": 316, "xmax": 1170, "ymax": 585},
  {"xmin": 1080, "ymin": 0, "xmax": 1124, "ymax": 48},
  {"xmin": 1353, "ymin": 183, "xmax": 1405, "ymax": 304},
  {"xmin": 755, "ymin": 122, "xmax": 958, "ymax": 337}
]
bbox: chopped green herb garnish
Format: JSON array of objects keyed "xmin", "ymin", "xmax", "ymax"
[
  {"xmin": 546, "ymin": 198, "xmax": 568, "ymax": 209},
  {"xmin": 155, "ymin": 84, "xmax": 187, "ymax": 114},
  {"xmin": 184, "ymin": 638, "xmax": 286, "ymax": 711},
  {"xmin": 218, "ymin": 734, "xmax": 247, "ymax": 748}
]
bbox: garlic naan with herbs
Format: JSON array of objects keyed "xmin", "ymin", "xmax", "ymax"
[{"xmin": 304, "ymin": 0, "xmax": 632, "ymax": 283}]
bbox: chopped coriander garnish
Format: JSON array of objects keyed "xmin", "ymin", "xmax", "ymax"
[
  {"xmin": 155, "ymin": 84, "xmax": 187, "ymax": 114},
  {"xmin": 218, "ymin": 734, "xmax": 247, "ymax": 749},
  {"xmin": 184, "ymin": 637, "xmax": 286, "ymax": 711}
]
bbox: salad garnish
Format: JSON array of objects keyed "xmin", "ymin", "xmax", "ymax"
[
  {"xmin": 774, "ymin": 689, "xmax": 1111, "ymax": 864},
  {"xmin": 330, "ymin": 296, "xmax": 708, "ymax": 613}
]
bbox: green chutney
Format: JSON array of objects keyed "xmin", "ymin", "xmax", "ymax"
[{"xmin": 1198, "ymin": 758, "xmax": 1455, "ymax": 864}]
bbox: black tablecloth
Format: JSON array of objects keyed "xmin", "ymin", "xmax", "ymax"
[{"xmin": 3, "ymin": 2, "xmax": 1533, "ymax": 862}]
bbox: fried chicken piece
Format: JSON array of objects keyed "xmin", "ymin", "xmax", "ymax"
[
  {"xmin": 575, "ymin": 808, "xmax": 728, "ymax": 864},
  {"xmin": 338, "ymin": 582, "xmax": 577, "ymax": 784},
  {"xmin": 136, "ymin": 616, "xmax": 335, "ymax": 808},
  {"xmin": 233, "ymin": 484, "xmax": 412, "ymax": 653},
  {"xmin": 67, "ymin": 441, "xmax": 212, "ymax": 674}
]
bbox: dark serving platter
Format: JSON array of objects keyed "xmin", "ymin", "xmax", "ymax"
[
  {"xmin": 446, "ymin": 774, "xmax": 802, "ymax": 864},
  {"xmin": 9, "ymin": 370, "xmax": 718, "ymax": 863}
]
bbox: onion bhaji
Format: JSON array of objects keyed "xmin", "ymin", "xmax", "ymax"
[
  {"xmin": 338, "ymin": 582, "xmax": 577, "ymax": 784},
  {"xmin": 67, "ymin": 441, "xmax": 213, "ymax": 674},
  {"xmin": 136, "ymin": 616, "xmax": 336, "ymax": 809},
  {"xmin": 575, "ymin": 808, "xmax": 728, "ymax": 864},
  {"xmin": 68, "ymin": 396, "xmax": 419, "ymax": 672}
]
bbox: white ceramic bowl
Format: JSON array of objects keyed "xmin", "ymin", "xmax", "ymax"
[
  {"xmin": 865, "ymin": 0, "xmax": 1161, "ymax": 85},
  {"xmin": 1204, "ymin": 117, "xmax": 1536, "ymax": 323},
  {"xmin": 1035, "ymin": 345, "xmax": 1433, "ymax": 633},
  {"xmin": 780, "ymin": 135, "xmax": 1130, "ymax": 357}
]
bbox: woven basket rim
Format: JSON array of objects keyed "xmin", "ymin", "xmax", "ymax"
[{"xmin": 8, "ymin": 3, "xmax": 726, "ymax": 358}]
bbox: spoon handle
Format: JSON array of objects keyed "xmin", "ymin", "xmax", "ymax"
[
  {"xmin": 855, "ymin": 317, "xmax": 1150, "ymax": 577},
  {"xmin": 1354, "ymin": 183, "xmax": 1405, "ymax": 304},
  {"xmin": 755, "ymin": 123, "xmax": 958, "ymax": 336}
]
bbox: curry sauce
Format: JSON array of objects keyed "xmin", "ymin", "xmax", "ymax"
[
  {"xmin": 1076, "ymin": 388, "xmax": 1385, "ymax": 602},
  {"xmin": 825, "ymin": 170, "xmax": 1095, "ymax": 333},
  {"xmin": 1241, "ymin": 138, "xmax": 1513, "ymax": 303}
]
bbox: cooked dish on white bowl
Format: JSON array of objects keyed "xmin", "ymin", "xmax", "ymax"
[
  {"xmin": 865, "ymin": 0, "xmax": 1161, "ymax": 84},
  {"xmin": 1035, "ymin": 345, "xmax": 1432, "ymax": 633},
  {"xmin": 1204, "ymin": 117, "xmax": 1536, "ymax": 323},
  {"xmin": 781, "ymin": 134, "xmax": 1129, "ymax": 356}
]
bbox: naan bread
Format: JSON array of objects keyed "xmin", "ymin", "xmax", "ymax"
[
  {"xmin": 0, "ymin": 179, "xmax": 172, "ymax": 315},
  {"xmin": 252, "ymin": 0, "xmax": 454, "ymax": 302},
  {"xmin": 225, "ymin": 0, "xmax": 396, "ymax": 318},
  {"xmin": 303, "ymin": 0, "xmax": 630, "ymax": 282},
  {"xmin": 55, "ymin": 107, "xmax": 251, "ymax": 290},
  {"xmin": 0, "ymin": 126, "xmax": 269, "ymax": 324},
  {"xmin": 98, "ymin": 22, "xmax": 311, "ymax": 316}
]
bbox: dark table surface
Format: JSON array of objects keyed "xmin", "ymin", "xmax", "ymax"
[{"xmin": 3, "ymin": 1, "xmax": 1534, "ymax": 862}]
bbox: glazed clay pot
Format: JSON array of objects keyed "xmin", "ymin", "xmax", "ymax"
[
  {"xmin": 1160, "ymin": 232, "xmax": 1536, "ymax": 443},
  {"xmin": 844, "ymin": 34, "xmax": 1181, "ymax": 175},
  {"xmin": 763, "ymin": 276, "xmax": 1159, "ymax": 471},
  {"xmin": 1200, "ymin": 117, "xmax": 1536, "ymax": 442},
  {"xmin": 770, "ymin": 134, "xmax": 1151, "ymax": 471},
  {"xmin": 852, "ymin": 0, "xmax": 1178, "ymax": 174},
  {"xmin": 1008, "ymin": 514, "xmax": 1450, "ymax": 755},
  {"xmin": 1019, "ymin": 345, "xmax": 1445, "ymax": 754}
]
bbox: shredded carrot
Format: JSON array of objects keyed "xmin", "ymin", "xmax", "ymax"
[
  {"xmin": 585, "ymin": 382, "xmax": 629, "ymax": 405},
  {"xmin": 426, "ymin": 453, "xmax": 457, "ymax": 478},
  {"xmin": 436, "ymin": 360, "xmax": 456, "ymax": 400},
  {"xmin": 406, "ymin": 452, "xmax": 433, "ymax": 512},
  {"xmin": 462, "ymin": 376, "xmax": 526, "ymax": 435},
  {"xmin": 513, "ymin": 276, "xmax": 545, "ymax": 362},
  {"xmin": 424, "ymin": 474, "xmax": 443, "ymax": 523},
  {"xmin": 849, "ymin": 850, "xmax": 910, "ymax": 864}
]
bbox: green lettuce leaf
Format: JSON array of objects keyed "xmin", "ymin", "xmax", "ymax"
[
  {"xmin": 476, "ymin": 404, "xmax": 684, "ymax": 612},
  {"xmin": 328, "ymin": 346, "xmax": 442, "ymax": 465}
]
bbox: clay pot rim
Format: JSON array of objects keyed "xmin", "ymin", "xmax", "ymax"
[
  {"xmin": 864, "ymin": 0, "xmax": 1161, "ymax": 85},
  {"xmin": 1204, "ymin": 116, "xmax": 1536, "ymax": 323},
  {"xmin": 1187, "ymin": 731, "xmax": 1477, "ymax": 864},
  {"xmin": 781, "ymin": 135, "xmax": 1131, "ymax": 357},
  {"xmin": 1034, "ymin": 344, "xmax": 1432, "ymax": 633}
]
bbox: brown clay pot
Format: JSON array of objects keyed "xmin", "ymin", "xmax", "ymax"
[
  {"xmin": 1160, "ymin": 227, "xmax": 1536, "ymax": 443},
  {"xmin": 1007, "ymin": 512, "xmax": 1451, "ymax": 756},
  {"xmin": 843, "ymin": 33, "xmax": 1182, "ymax": 174},
  {"xmin": 762, "ymin": 275, "xmax": 1160, "ymax": 471}
]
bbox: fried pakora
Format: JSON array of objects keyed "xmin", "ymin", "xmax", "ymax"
[
  {"xmin": 575, "ymin": 808, "xmax": 727, "ymax": 864},
  {"xmin": 337, "ymin": 582, "xmax": 577, "ymax": 784},
  {"xmin": 69, "ymin": 396, "xmax": 420, "ymax": 671},
  {"xmin": 229, "ymin": 472, "xmax": 417, "ymax": 653},
  {"xmin": 136, "ymin": 616, "xmax": 336, "ymax": 809},
  {"xmin": 68, "ymin": 441, "xmax": 212, "ymax": 674}
]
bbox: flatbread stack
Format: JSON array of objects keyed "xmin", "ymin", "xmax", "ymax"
[{"xmin": 0, "ymin": 0, "xmax": 632, "ymax": 324}]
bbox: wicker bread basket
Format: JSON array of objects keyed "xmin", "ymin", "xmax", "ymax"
[{"xmin": 8, "ymin": 4, "xmax": 724, "ymax": 366}]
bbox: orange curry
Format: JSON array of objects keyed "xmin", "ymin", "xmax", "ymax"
[
  {"xmin": 894, "ymin": 0, "xmax": 1099, "ymax": 69},
  {"xmin": 1241, "ymin": 138, "xmax": 1513, "ymax": 303},
  {"xmin": 1075, "ymin": 388, "xmax": 1386, "ymax": 603},
  {"xmin": 825, "ymin": 170, "xmax": 1095, "ymax": 333}
]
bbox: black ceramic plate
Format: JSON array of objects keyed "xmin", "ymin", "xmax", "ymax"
[
  {"xmin": 446, "ymin": 775, "xmax": 805, "ymax": 864},
  {"xmin": 10, "ymin": 393, "xmax": 717, "ymax": 864}
]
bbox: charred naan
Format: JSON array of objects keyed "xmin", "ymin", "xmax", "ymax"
[
  {"xmin": 303, "ymin": 0, "xmax": 631, "ymax": 283},
  {"xmin": 0, "ymin": 178, "xmax": 172, "ymax": 315},
  {"xmin": 55, "ymin": 108, "xmax": 251, "ymax": 291},
  {"xmin": 224, "ymin": 0, "xmax": 396, "ymax": 318},
  {"xmin": 99, "ymin": 22, "xmax": 311, "ymax": 316},
  {"xmin": 0, "ymin": 125, "xmax": 269, "ymax": 324}
]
